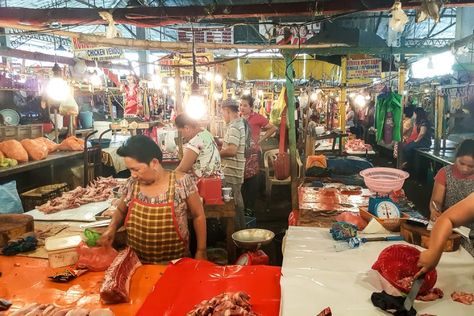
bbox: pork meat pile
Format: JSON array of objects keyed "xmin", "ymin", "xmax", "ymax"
[
  {"xmin": 451, "ymin": 291, "xmax": 474, "ymax": 305},
  {"xmin": 100, "ymin": 247, "xmax": 141, "ymax": 304},
  {"xmin": 38, "ymin": 177, "xmax": 121, "ymax": 214},
  {"xmin": 7, "ymin": 304, "xmax": 114, "ymax": 316},
  {"xmin": 345, "ymin": 139, "xmax": 372, "ymax": 152},
  {"xmin": 187, "ymin": 292, "xmax": 259, "ymax": 316}
]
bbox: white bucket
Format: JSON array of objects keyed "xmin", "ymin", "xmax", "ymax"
[
  {"xmin": 93, "ymin": 121, "xmax": 112, "ymax": 139},
  {"xmin": 50, "ymin": 114, "xmax": 64, "ymax": 129}
]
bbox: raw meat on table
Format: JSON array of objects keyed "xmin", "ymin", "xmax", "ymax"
[
  {"xmin": 345, "ymin": 139, "xmax": 372, "ymax": 152},
  {"xmin": 37, "ymin": 177, "xmax": 120, "ymax": 214},
  {"xmin": 187, "ymin": 292, "xmax": 259, "ymax": 316},
  {"xmin": 451, "ymin": 291, "xmax": 474, "ymax": 305},
  {"xmin": 6, "ymin": 304, "xmax": 113, "ymax": 316},
  {"xmin": 417, "ymin": 288, "xmax": 444, "ymax": 301},
  {"xmin": 100, "ymin": 247, "xmax": 142, "ymax": 304}
]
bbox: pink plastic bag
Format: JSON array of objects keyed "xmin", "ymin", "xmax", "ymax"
[{"xmin": 76, "ymin": 241, "xmax": 118, "ymax": 271}]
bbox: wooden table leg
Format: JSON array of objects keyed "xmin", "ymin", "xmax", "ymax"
[{"xmin": 226, "ymin": 217, "xmax": 236, "ymax": 264}]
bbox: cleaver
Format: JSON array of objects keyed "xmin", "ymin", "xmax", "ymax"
[{"xmin": 403, "ymin": 275, "xmax": 424, "ymax": 311}]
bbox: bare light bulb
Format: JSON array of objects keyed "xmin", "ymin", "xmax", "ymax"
[
  {"xmin": 214, "ymin": 74, "xmax": 223, "ymax": 84},
  {"xmin": 185, "ymin": 94, "xmax": 207, "ymax": 120},
  {"xmin": 354, "ymin": 95, "xmax": 366, "ymax": 107},
  {"xmin": 47, "ymin": 77, "xmax": 69, "ymax": 101},
  {"xmin": 310, "ymin": 92, "xmax": 318, "ymax": 102}
]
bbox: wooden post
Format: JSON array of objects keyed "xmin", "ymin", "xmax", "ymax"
[
  {"xmin": 434, "ymin": 86, "xmax": 443, "ymax": 151},
  {"xmin": 174, "ymin": 62, "xmax": 183, "ymax": 158},
  {"xmin": 222, "ymin": 79, "xmax": 227, "ymax": 100},
  {"xmin": 396, "ymin": 63, "xmax": 406, "ymax": 168},
  {"xmin": 339, "ymin": 57, "xmax": 347, "ymax": 135},
  {"xmin": 284, "ymin": 53, "xmax": 298, "ymax": 210}
]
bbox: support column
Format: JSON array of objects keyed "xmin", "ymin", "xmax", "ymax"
[
  {"xmin": 136, "ymin": 27, "xmax": 148, "ymax": 77},
  {"xmin": 434, "ymin": 86, "xmax": 444, "ymax": 151},
  {"xmin": 396, "ymin": 63, "xmax": 406, "ymax": 168},
  {"xmin": 284, "ymin": 53, "xmax": 298, "ymax": 210},
  {"xmin": 339, "ymin": 56, "xmax": 347, "ymax": 133},
  {"xmin": 0, "ymin": 27, "xmax": 8, "ymax": 64}
]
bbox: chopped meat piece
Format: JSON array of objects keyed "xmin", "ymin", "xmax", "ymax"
[
  {"xmin": 451, "ymin": 291, "xmax": 474, "ymax": 305},
  {"xmin": 88, "ymin": 309, "xmax": 115, "ymax": 316},
  {"xmin": 38, "ymin": 177, "xmax": 120, "ymax": 213},
  {"xmin": 9, "ymin": 303, "xmax": 40, "ymax": 316},
  {"xmin": 417, "ymin": 288, "xmax": 444, "ymax": 301},
  {"xmin": 316, "ymin": 307, "xmax": 332, "ymax": 316},
  {"xmin": 100, "ymin": 247, "xmax": 141, "ymax": 304},
  {"xmin": 396, "ymin": 276, "xmax": 413, "ymax": 289},
  {"xmin": 64, "ymin": 308, "xmax": 89, "ymax": 316},
  {"xmin": 187, "ymin": 292, "xmax": 259, "ymax": 316}
]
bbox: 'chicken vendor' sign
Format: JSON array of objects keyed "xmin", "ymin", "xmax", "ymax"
[
  {"xmin": 346, "ymin": 58, "xmax": 382, "ymax": 80},
  {"xmin": 72, "ymin": 38, "xmax": 124, "ymax": 61}
]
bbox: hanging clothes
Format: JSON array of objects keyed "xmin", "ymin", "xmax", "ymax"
[{"xmin": 375, "ymin": 92, "xmax": 402, "ymax": 143}]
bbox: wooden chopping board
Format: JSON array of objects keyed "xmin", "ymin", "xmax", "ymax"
[
  {"xmin": 400, "ymin": 222, "xmax": 461, "ymax": 252},
  {"xmin": 0, "ymin": 214, "xmax": 34, "ymax": 247}
]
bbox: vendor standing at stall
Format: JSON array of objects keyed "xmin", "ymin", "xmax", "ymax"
[
  {"xmin": 430, "ymin": 139, "xmax": 474, "ymax": 220},
  {"xmin": 239, "ymin": 95, "xmax": 276, "ymax": 215},
  {"xmin": 99, "ymin": 135, "xmax": 207, "ymax": 263},
  {"xmin": 174, "ymin": 113, "xmax": 223, "ymax": 180},
  {"xmin": 220, "ymin": 99, "xmax": 246, "ymax": 230}
]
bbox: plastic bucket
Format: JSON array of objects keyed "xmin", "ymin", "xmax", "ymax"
[{"xmin": 79, "ymin": 111, "xmax": 93, "ymax": 129}]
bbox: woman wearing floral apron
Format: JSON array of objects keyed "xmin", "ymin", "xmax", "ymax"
[{"xmin": 99, "ymin": 135, "xmax": 207, "ymax": 263}]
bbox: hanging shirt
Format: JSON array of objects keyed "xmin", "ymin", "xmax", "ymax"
[{"xmin": 375, "ymin": 92, "xmax": 402, "ymax": 142}]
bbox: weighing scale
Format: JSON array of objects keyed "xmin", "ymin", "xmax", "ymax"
[
  {"xmin": 232, "ymin": 229, "xmax": 275, "ymax": 265},
  {"xmin": 360, "ymin": 167, "xmax": 410, "ymax": 221}
]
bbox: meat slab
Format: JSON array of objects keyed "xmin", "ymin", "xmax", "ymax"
[
  {"xmin": 100, "ymin": 247, "xmax": 142, "ymax": 304},
  {"xmin": 451, "ymin": 291, "xmax": 474, "ymax": 305},
  {"xmin": 38, "ymin": 177, "xmax": 120, "ymax": 214},
  {"xmin": 187, "ymin": 292, "xmax": 259, "ymax": 316}
]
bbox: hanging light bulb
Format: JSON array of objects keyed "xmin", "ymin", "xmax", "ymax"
[
  {"xmin": 427, "ymin": 57, "xmax": 434, "ymax": 69},
  {"xmin": 213, "ymin": 92, "xmax": 223, "ymax": 100},
  {"xmin": 257, "ymin": 89, "xmax": 264, "ymax": 97},
  {"xmin": 214, "ymin": 73, "xmax": 223, "ymax": 84},
  {"xmin": 354, "ymin": 95, "xmax": 366, "ymax": 107},
  {"xmin": 167, "ymin": 77, "xmax": 175, "ymax": 86},
  {"xmin": 205, "ymin": 71, "xmax": 213, "ymax": 81},
  {"xmin": 90, "ymin": 72, "xmax": 102, "ymax": 87},
  {"xmin": 243, "ymin": 89, "xmax": 251, "ymax": 96},
  {"xmin": 181, "ymin": 80, "xmax": 188, "ymax": 89},
  {"xmin": 349, "ymin": 92, "xmax": 356, "ymax": 99},
  {"xmin": 365, "ymin": 95, "xmax": 371, "ymax": 100},
  {"xmin": 310, "ymin": 92, "xmax": 318, "ymax": 102},
  {"xmin": 47, "ymin": 77, "xmax": 70, "ymax": 101}
]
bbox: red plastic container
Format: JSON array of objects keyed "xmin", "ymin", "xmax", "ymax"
[{"xmin": 197, "ymin": 177, "xmax": 223, "ymax": 205}]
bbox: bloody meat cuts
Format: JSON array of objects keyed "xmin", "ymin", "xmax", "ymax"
[
  {"xmin": 451, "ymin": 291, "xmax": 474, "ymax": 305},
  {"xmin": 187, "ymin": 292, "xmax": 259, "ymax": 316},
  {"xmin": 100, "ymin": 247, "xmax": 141, "ymax": 304},
  {"xmin": 38, "ymin": 177, "xmax": 120, "ymax": 214},
  {"xmin": 417, "ymin": 288, "xmax": 444, "ymax": 301}
]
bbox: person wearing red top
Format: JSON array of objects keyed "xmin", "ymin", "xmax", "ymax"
[
  {"xmin": 430, "ymin": 139, "xmax": 474, "ymax": 221},
  {"xmin": 240, "ymin": 95, "xmax": 277, "ymax": 215}
]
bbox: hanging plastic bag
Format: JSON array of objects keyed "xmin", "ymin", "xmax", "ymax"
[
  {"xmin": 76, "ymin": 241, "xmax": 118, "ymax": 271},
  {"xmin": 274, "ymin": 105, "xmax": 290, "ymax": 180},
  {"xmin": 0, "ymin": 180, "xmax": 23, "ymax": 214},
  {"xmin": 270, "ymin": 86, "xmax": 286, "ymax": 126},
  {"xmin": 164, "ymin": 131, "xmax": 177, "ymax": 153}
]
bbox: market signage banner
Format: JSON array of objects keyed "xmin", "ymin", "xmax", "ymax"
[
  {"xmin": 72, "ymin": 38, "xmax": 124, "ymax": 61},
  {"xmin": 346, "ymin": 58, "xmax": 382, "ymax": 80}
]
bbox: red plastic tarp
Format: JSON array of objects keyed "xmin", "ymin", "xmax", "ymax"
[{"xmin": 136, "ymin": 258, "xmax": 281, "ymax": 316}]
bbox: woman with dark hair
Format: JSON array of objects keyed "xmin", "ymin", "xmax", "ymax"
[
  {"xmin": 174, "ymin": 113, "xmax": 222, "ymax": 180},
  {"xmin": 99, "ymin": 135, "xmax": 207, "ymax": 263},
  {"xmin": 402, "ymin": 107, "xmax": 415, "ymax": 143},
  {"xmin": 430, "ymin": 139, "xmax": 474, "ymax": 221},
  {"xmin": 402, "ymin": 107, "xmax": 432, "ymax": 169}
]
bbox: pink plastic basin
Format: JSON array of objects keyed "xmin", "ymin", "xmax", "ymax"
[{"xmin": 359, "ymin": 167, "xmax": 409, "ymax": 194}]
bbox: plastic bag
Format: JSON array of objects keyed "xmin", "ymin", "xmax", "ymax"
[
  {"xmin": 20, "ymin": 139, "xmax": 48, "ymax": 161},
  {"xmin": 329, "ymin": 221, "xmax": 358, "ymax": 240},
  {"xmin": 372, "ymin": 244, "xmax": 437, "ymax": 295},
  {"xmin": 76, "ymin": 242, "xmax": 118, "ymax": 271},
  {"xmin": 269, "ymin": 86, "xmax": 286, "ymax": 126},
  {"xmin": 0, "ymin": 140, "xmax": 28, "ymax": 162},
  {"xmin": 58, "ymin": 136, "xmax": 85, "ymax": 151},
  {"xmin": 35, "ymin": 137, "xmax": 59, "ymax": 153},
  {"xmin": 0, "ymin": 180, "xmax": 24, "ymax": 214}
]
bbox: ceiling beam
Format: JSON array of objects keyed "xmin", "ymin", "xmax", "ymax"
[
  {"xmin": 0, "ymin": 47, "xmax": 131, "ymax": 70},
  {"xmin": 0, "ymin": 1, "xmax": 473, "ymax": 28}
]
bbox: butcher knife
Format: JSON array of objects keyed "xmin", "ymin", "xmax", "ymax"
[{"xmin": 403, "ymin": 274, "xmax": 424, "ymax": 311}]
